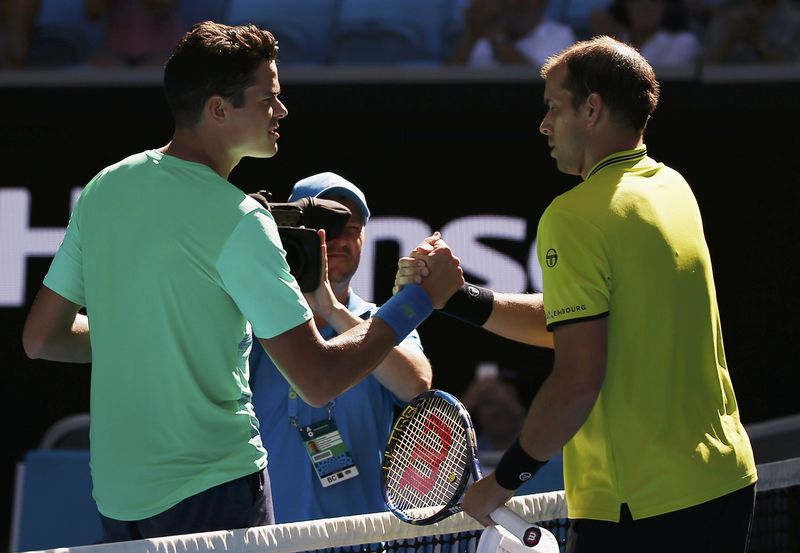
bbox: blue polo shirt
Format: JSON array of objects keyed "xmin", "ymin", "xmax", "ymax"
[{"xmin": 249, "ymin": 292, "xmax": 424, "ymax": 522}]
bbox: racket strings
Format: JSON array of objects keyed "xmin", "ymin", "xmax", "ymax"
[{"xmin": 385, "ymin": 398, "xmax": 470, "ymax": 518}]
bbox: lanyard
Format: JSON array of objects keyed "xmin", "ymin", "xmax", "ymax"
[
  {"xmin": 288, "ymin": 387, "xmax": 334, "ymax": 427},
  {"xmin": 286, "ymin": 294, "xmax": 369, "ymax": 428}
]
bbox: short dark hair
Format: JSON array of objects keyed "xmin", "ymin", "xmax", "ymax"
[
  {"xmin": 163, "ymin": 21, "xmax": 279, "ymax": 128},
  {"xmin": 541, "ymin": 36, "xmax": 660, "ymax": 133}
]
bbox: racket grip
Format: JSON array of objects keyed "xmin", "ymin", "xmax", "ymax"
[{"xmin": 489, "ymin": 506, "xmax": 559, "ymax": 552}]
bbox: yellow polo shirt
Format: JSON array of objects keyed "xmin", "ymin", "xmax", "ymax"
[{"xmin": 537, "ymin": 146, "xmax": 757, "ymax": 521}]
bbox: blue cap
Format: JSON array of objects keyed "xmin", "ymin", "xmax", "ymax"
[{"xmin": 289, "ymin": 172, "xmax": 370, "ymax": 223}]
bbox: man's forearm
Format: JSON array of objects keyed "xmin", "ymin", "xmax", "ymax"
[
  {"xmin": 322, "ymin": 300, "xmax": 433, "ymax": 401},
  {"xmin": 372, "ymin": 346, "xmax": 432, "ymax": 402},
  {"xmin": 484, "ymin": 292, "xmax": 553, "ymax": 348}
]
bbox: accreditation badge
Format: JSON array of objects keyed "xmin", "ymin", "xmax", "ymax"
[{"xmin": 299, "ymin": 418, "xmax": 359, "ymax": 487}]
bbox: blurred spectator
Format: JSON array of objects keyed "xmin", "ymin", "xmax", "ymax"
[
  {"xmin": 1, "ymin": 0, "xmax": 188, "ymax": 68},
  {"xmin": 461, "ymin": 364, "xmax": 525, "ymax": 454},
  {"xmin": 461, "ymin": 363, "xmax": 564, "ymax": 494},
  {"xmin": 704, "ymin": 0, "xmax": 800, "ymax": 63},
  {"xmin": 681, "ymin": 0, "xmax": 728, "ymax": 37},
  {"xmin": 598, "ymin": 0, "xmax": 702, "ymax": 65},
  {"xmin": 448, "ymin": 0, "xmax": 576, "ymax": 67},
  {"xmin": 2, "ymin": 0, "xmax": 38, "ymax": 67},
  {"xmin": 85, "ymin": 0, "xmax": 186, "ymax": 67},
  {"xmin": 545, "ymin": 0, "xmax": 613, "ymax": 39}
]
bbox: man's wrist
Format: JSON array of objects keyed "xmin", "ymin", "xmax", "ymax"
[
  {"xmin": 374, "ymin": 284, "xmax": 433, "ymax": 345},
  {"xmin": 494, "ymin": 438, "xmax": 547, "ymax": 490},
  {"xmin": 322, "ymin": 301, "xmax": 354, "ymax": 332},
  {"xmin": 438, "ymin": 282, "xmax": 493, "ymax": 327}
]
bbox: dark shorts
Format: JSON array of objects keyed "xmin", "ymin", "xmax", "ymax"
[
  {"xmin": 565, "ymin": 483, "xmax": 756, "ymax": 553},
  {"xmin": 100, "ymin": 469, "xmax": 274, "ymax": 543}
]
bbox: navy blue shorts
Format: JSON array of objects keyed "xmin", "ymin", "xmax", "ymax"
[
  {"xmin": 565, "ymin": 483, "xmax": 755, "ymax": 553},
  {"xmin": 100, "ymin": 469, "xmax": 274, "ymax": 543}
]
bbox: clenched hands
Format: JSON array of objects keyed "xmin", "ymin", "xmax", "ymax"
[{"xmin": 395, "ymin": 232, "xmax": 463, "ymax": 309}]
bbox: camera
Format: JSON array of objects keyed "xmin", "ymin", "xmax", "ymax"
[{"xmin": 248, "ymin": 190, "xmax": 351, "ymax": 292}]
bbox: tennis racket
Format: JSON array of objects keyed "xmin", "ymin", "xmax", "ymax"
[{"xmin": 382, "ymin": 389, "xmax": 559, "ymax": 552}]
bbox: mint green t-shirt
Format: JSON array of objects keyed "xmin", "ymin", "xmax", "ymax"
[
  {"xmin": 537, "ymin": 147, "xmax": 756, "ymax": 521},
  {"xmin": 43, "ymin": 150, "xmax": 312, "ymax": 520}
]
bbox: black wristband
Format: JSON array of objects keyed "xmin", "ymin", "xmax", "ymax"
[
  {"xmin": 438, "ymin": 282, "xmax": 494, "ymax": 327},
  {"xmin": 494, "ymin": 438, "xmax": 547, "ymax": 490}
]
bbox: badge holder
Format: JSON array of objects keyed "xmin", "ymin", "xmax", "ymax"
[{"xmin": 299, "ymin": 418, "xmax": 360, "ymax": 487}]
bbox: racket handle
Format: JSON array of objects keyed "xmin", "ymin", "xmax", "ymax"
[{"xmin": 489, "ymin": 506, "xmax": 560, "ymax": 552}]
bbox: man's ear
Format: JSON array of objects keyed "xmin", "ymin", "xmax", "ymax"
[
  {"xmin": 206, "ymin": 95, "xmax": 226, "ymax": 124},
  {"xmin": 585, "ymin": 92, "xmax": 603, "ymax": 127}
]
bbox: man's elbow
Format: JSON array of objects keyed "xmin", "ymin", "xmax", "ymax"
[
  {"xmin": 396, "ymin": 382, "xmax": 428, "ymax": 403},
  {"xmin": 413, "ymin": 371, "xmax": 433, "ymax": 396},
  {"xmin": 570, "ymin": 374, "xmax": 604, "ymax": 409},
  {"xmin": 300, "ymin": 392, "xmax": 330, "ymax": 409},
  {"xmin": 22, "ymin": 331, "xmax": 45, "ymax": 359},
  {"xmin": 293, "ymin": 377, "xmax": 342, "ymax": 408},
  {"xmin": 394, "ymin": 368, "xmax": 432, "ymax": 402}
]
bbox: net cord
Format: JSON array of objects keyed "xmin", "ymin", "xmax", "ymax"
[
  {"xmin": 25, "ymin": 456, "xmax": 800, "ymax": 553},
  {"xmin": 754, "ymin": 457, "xmax": 800, "ymax": 492},
  {"xmin": 26, "ymin": 492, "xmax": 566, "ymax": 553}
]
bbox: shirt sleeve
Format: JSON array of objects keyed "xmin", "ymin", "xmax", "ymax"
[
  {"xmin": 218, "ymin": 209, "xmax": 312, "ymax": 339},
  {"xmin": 537, "ymin": 205, "xmax": 610, "ymax": 330},
  {"xmin": 43, "ymin": 199, "xmax": 86, "ymax": 306}
]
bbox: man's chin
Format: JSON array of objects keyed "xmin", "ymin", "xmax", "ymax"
[
  {"xmin": 246, "ymin": 146, "xmax": 278, "ymax": 159},
  {"xmin": 556, "ymin": 161, "xmax": 580, "ymax": 176},
  {"xmin": 327, "ymin": 267, "xmax": 355, "ymax": 287}
]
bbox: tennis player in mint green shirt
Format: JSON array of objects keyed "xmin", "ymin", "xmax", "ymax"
[
  {"xmin": 398, "ymin": 37, "xmax": 756, "ymax": 553},
  {"xmin": 22, "ymin": 22, "xmax": 463, "ymax": 543}
]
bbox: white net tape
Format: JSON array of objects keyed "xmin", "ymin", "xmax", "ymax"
[{"xmin": 27, "ymin": 491, "xmax": 567, "ymax": 553}]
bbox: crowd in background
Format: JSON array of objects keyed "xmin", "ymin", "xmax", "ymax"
[{"xmin": 1, "ymin": 0, "xmax": 799, "ymax": 70}]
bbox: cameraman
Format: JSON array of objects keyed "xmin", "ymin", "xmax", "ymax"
[{"xmin": 249, "ymin": 172, "xmax": 433, "ymax": 522}]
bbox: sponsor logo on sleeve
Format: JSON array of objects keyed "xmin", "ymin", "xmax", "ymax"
[{"xmin": 546, "ymin": 304, "xmax": 587, "ymax": 320}]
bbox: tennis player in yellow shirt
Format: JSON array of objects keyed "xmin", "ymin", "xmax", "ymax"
[{"xmin": 397, "ymin": 35, "xmax": 757, "ymax": 553}]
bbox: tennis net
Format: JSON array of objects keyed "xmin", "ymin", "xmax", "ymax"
[{"xmin": 22, "ymin": 457, "xmax": 800, "ymax": 553}]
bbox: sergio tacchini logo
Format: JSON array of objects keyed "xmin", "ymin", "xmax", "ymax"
[{"xmin": 546, "ymin": 248, "xmax": 558, "ymax": 268}]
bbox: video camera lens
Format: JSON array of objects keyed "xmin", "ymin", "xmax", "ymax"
[
  {"xmin": 248, "ymin": 191, "xmax": 352, "ymax": 292},
  {"xmin": 278, "ymin": 227, "xmax": 322, "ymax": 292}
]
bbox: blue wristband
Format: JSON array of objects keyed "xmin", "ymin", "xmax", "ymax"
[{"xmin": 374, "ymin": 284, "xmax": 433, "ymax": 345}]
